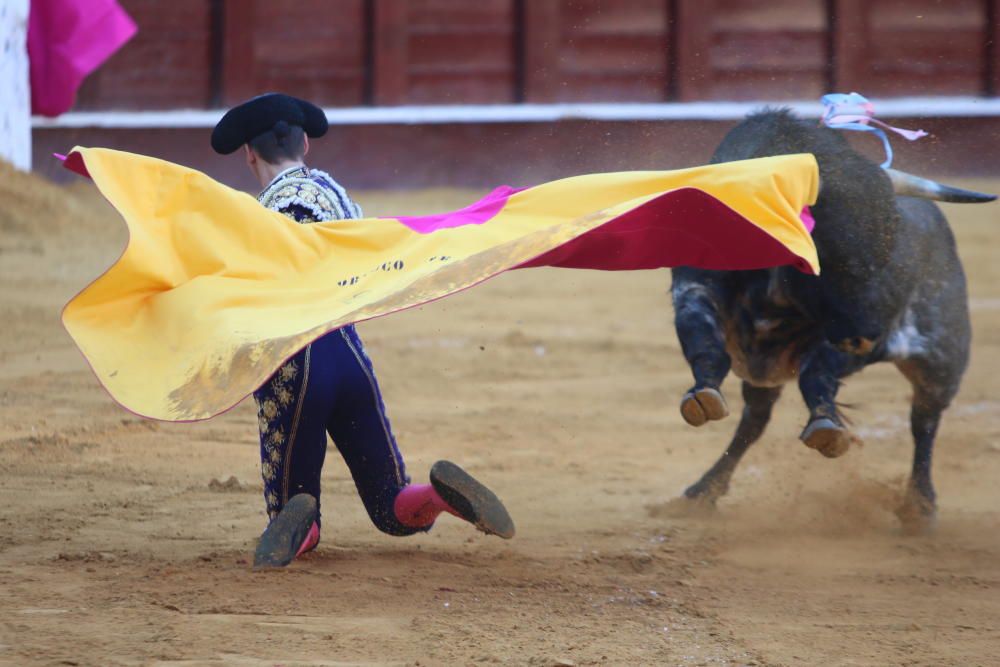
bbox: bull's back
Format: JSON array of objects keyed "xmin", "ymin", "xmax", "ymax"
[{"xmin": 892, "ymin": 197, "xmax": 965, "ymax": 292}]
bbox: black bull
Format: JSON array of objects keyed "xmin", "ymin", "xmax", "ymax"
[{"xmin": 670, "ymin": 109, "xmax": 996, "ymax": 532}]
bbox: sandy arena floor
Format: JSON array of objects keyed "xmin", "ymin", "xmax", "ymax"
[{"xmin": 1, "ymin": 163, "xmax": 999, "ymax": 666}]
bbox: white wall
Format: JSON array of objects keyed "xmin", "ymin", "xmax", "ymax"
[{"xmin": 0, "ymin": 0, "xmax": 30, "ymax": 171}]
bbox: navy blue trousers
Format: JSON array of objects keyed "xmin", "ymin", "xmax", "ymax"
[{"xmin": 253, "ymin": 325, "xmax": 421, "ymax": 536}]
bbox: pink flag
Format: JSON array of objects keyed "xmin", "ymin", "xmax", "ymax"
[{"xmin": 27, "ymin": 0, "xmax": 136, "ymax": 117}]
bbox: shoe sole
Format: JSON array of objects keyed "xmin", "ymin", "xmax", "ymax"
[
  {"xmin": 253, "ymin": 493, "xmax": 318, "ymax": 568},
  {"xmin": 680, "ymin": 387, "xmax": 729, "ymax": 427},
  {"xmin": 430, "ymin": 461, "xmax": 515, "ymax": 539}
]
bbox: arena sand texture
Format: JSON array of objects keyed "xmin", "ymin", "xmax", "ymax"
[{"xmin": 1, "ymin": 161, "xmax": 999, "ymax": 666}]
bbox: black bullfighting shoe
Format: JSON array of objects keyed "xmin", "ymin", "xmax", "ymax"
[
  {"xmin": 253, "ymin": 493, "xmax": 319, "ymax": 568},
  {"xmin": 430, "ymin": 460, "xmax": 515, "ymax": 539}
]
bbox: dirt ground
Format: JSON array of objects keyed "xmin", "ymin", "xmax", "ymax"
[{"xmin": 1, "ymin": 162, "xmax": 999, "ymax": 666}]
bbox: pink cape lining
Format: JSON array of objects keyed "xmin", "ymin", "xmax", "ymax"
[
  {"xmin": 395, "ymin": 186, "xmax": 527, "ymax": 232},
  {"xmin": 56, "ymin": 151, "xmax": 89, "ymax": 177},
  {"xmin": 394, "ymin": 185, "xmax": 816, "ymax": 274},
  {"xmin": 521, "ymin": 191, "xmax": 814, "ymax": 273},
  {"xmin": 29, "ymin": 0, "xmax": 136, "ymax": 117}
]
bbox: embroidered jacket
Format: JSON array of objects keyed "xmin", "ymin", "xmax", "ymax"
[{"xmin": 257, "ymin": 165, "xmax": 363, "ymax": 222}]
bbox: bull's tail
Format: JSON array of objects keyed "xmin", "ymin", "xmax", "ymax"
[{"xmin": 885, "ymin": 169, "xmax": 997, "ymax": 204}]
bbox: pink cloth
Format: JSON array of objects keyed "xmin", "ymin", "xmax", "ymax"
[
  {"xmin": 28, "ymin": 0, "xmax": 136, "ymax": 117},
  {"xmin": 396, "ymin": 186, "xmax": 527, "ymax": 233},
  {"xmin": 394, "ymin": 484, "xmax": 460, "ymax": 528},
  {"xmin": 800, "ymin": 206, "xmax": 815, "ymax": 233}
]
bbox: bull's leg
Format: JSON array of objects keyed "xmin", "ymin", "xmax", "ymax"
[
  {"xmin": 893, "ymin": 358, "xmax": 961, "ymax": 534},
  {"xmin": 797, "ymin": 343, "xmax": 865, "ymax": 458},
  {"xmin": 896, "ymin": 397, "xmax": 942, "ymax": 533},
  {"xmin": 683, "ymin": 382, "xmax": 783, "ymax": 505},
  {"xmin": 672, "ymin": 276, "xmax": 731, "ymax": 426}
]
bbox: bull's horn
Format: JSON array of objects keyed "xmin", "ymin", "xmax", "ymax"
[{"xmin": 885, "ymin": 168, "xmax": 997, "ymax": 204}]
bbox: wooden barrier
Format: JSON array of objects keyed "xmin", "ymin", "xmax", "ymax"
[{"xmin": 72, "ymin": 0, "xmax": 999, "ymax": 111}]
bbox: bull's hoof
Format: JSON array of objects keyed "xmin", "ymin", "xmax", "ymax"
[
  {"xmin": 895, "ymin": 489, "xmax": 937, "ymax": 536},
  {"xmin": 800, "ymin": 418, "xmax": 853, "ymax": 458},
  {"xmin": 648, "ymin": 494, "xmax": 718, "ymax": 519},
  {"xmin": 680, "ymin": 387, "xmax": 729, "ymax": 427},
  {"xmin": 683, "ymin": 474, "xmax": 730, "ymax": 504}
]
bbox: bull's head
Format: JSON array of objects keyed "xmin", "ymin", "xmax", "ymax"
[{"xmin": 885, "ymin": 170, "xmax": 997, "ymax": 203}]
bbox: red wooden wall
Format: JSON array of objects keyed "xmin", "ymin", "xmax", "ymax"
[
  {"xmin": 834, "ymin": 0, "xmax": 993, "ymax": 97},
  {"xmin": 524, "ymin": 0, "xmax": 671, "ymax": 102},
  {"xmin": 73, "ymin": 0, "xmax": 1000, "ymax": 111},
  {"xmin": 75, "ymin": 0, "xmax": 215, "ymax": 109},
  {"xmin": 675, "ymin": 0, "xmax": 829, "ymax": 100},
  {"xmin": 375, "ymin": 0, "xmax": 519, "ymax": 104},
  {"xmin": 234, "ymin": 1, "xmax": 370, "ymax": 106}
]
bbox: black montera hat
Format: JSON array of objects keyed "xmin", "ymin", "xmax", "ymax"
[{"xmin": 211, "ymin": 93, "xmax": 328, "ymax": 155}]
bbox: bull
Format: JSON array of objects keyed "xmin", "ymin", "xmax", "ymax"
[{"xmin": 671, "ymin": 109, "xmax": 996, "ymax": 532}]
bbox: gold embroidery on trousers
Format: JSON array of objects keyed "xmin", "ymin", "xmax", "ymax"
[{"xmin": 281, "ymin": 345, "xmax": 312, "ymax": 505}]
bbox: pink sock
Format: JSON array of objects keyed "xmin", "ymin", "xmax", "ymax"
[
  {"xmin": 394, "ymin": 484, "xmax": 460, "ymax": 528},
  {"xmin": 295, "ymin": 521, "xmax": 320, "ymax": 557}
]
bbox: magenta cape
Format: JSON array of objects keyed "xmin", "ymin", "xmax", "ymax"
[{"xmin": 28, "ymin": 0, "xmax": 136, "ymax": 117}]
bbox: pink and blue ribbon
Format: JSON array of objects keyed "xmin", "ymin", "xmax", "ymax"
[{"xmin": 820, "ymin": 92, "xmax": 928, "ymax": 168}]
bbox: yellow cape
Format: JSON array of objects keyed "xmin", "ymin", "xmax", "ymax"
[{"xmin": 62, "ymin": 148, "xmax": 819, "ymax": 421}]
